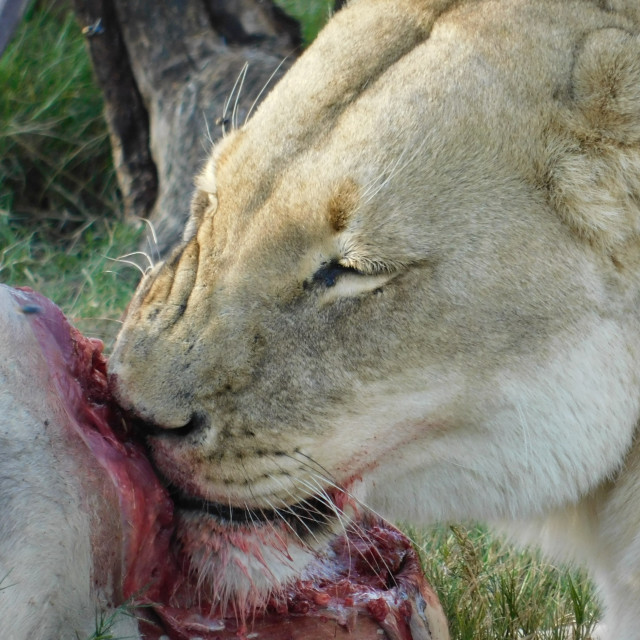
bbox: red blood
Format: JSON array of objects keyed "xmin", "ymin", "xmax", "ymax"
[
  {"xmin": 313, "ymin": 592, "xmax": 332, "ymax": 606},
  {"xmin": 289, "ymin": 600, "xmax": 310, "ymax": 615},
  {"xmin": 367, "ymin": 597, "xmax": 391, "ymax": 622}
]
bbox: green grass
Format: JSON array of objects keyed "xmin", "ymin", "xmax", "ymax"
[
  {"xmin": 0, "ymin": 1, "xmax": 145, "ymax": 348},
  {"xmin": 82, "ymin": 610, "xmax": 125, "ymax": 640},
  {"xmin": 413, "ymin": 525, "xmax": 600, "ymax": 640},
  {"xmin": 0, "ymin": 207, "xmax": 145, "ymax": 347},
  {"xmin": 0, "ymin": 1, "xmax": 119, "ymax": 220},
  {"xmin": 275, "ymin": 0, "xmax": 335, "ymax": 43},
  {"xmin": 0, "ymin": 2, "xmax": 603, "ymax": 639}
]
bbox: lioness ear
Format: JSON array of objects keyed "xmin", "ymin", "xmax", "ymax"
[{"xmin": 548, "ymin": 28, "xmax": 640, "ymax": 254}]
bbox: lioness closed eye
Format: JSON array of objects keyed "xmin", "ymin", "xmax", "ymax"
[{"xmin": 110, "ymin": 0, "xmax": 640, "ymax": 636}]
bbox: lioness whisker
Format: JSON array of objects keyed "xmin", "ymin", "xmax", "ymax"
[
  {"xmin": 360, "ymin": 145, "xmax": 410, "ymax": 201},
  {"xmin": 266, "ymin": 473, "xmax": 323, "ymax": 545},
  {"xmin": 293, "ymin": 458, "xmax": 419, "ymax": 547},
  {"xmin": 79, "ymin": 311, "xmax": 124, "ymax": 325},
  {"xmin": 294, "ymin": 473, "xmax": 355, "ymax": 568},
  {"xmin": 301, "ymin": 473, "xmax": 397, "ymax": 585},
  {"xmin": 257, "ymin": 502, "xmax": 296, "ymax": 557},
  {"xmin": 238, "ymin": 460, "xmax": 316, "ymax": 547},
  {"xmin": 222, "ymin": 61, "xmax": 249, "ymax": 136},
  {"xmin": 239, "ymin": 459, "xmax": 269, "ymax": 524},
  {"xmin": 361, "ymin": 135, "xmax": 430, "ymax": 205},
  {"xmin": 103, "ymin": 255, "xmax": 147, "ymax": 278},
  {"xmin": 290, "ymin": 450, "xmax": 392, "ymax": 523},
  {"xmin": 134, "ymin": 215, "xmax": 161, "ymax": 264},
  {"xmin": 300, "ymin": 463, "xmax": 421, "ymax": 555},
  {"xmin": 262, "ymin": 494, "xmax": 309, "ymax": 548},
  {"xmin": 115, "ymin": 251, "xmax": 154, "ymax": 271},
  {"xmin": 232, "ymin": 63, "xmax": 249, "ymax": 132},
  {"xmin": 284, "ymin": 450, "xmax": 339, "ymax": 485},
  {"xmin": 202, "ymin": 111, "xmax": 215, "ymax": 151},
  {"xmin": 283, "ymin": 451, "xmax": 368, "ymax": 538},
  {"xmin": 244, "ymin": 55, "xmax": 291, "ymax": 126}
]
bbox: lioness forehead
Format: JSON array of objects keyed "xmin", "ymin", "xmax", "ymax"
[{"xmin": 198, "ymin": 0, "xmax": 632, "ymax": 255}]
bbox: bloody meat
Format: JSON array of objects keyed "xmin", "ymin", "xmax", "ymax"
[{"xmin": 3, "ymin": 285, "xmax": 449, "ymax": 640}]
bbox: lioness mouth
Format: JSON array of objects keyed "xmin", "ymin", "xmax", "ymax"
[
  {"xmin": 134, "ymin": 412, "xmax": 344, "ymax": 539},
  {"xmin": 172, "ymin": 487, "xmax": 339, "ymax": 538},
  {"xmin": 132, "ymin": 411, "xmax": 209, "ymax": 439}
]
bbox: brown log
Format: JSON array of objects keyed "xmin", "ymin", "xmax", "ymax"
[
  {"xmin": 71, "ymin": 0, "xmax": 158, "ymax": 221},
  {"xmin": 72, "ymin": 0, "xmax": 301, "ymax": 254}
]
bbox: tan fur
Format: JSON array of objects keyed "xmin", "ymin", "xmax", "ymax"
[{"xmin": 110, "ymin": 0, "xmax": 640, "ymax": 635}]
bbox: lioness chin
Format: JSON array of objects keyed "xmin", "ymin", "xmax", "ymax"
[{"xmin": 110, "ymin": 0, "xmax": 640, "ymax": 636}]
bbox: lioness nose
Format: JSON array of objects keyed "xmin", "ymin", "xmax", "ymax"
[
  {"xmin": 146, "ymin": 412, "xmax": 208, "ymax": 438},
  {"xmin": 108, "ymin": 372, "xmax": 205, "ymax": 437}
]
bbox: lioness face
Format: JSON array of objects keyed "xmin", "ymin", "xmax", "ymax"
[{"xmin": 110, "ymin": 0, "xmax": 640, "ymax": 603}]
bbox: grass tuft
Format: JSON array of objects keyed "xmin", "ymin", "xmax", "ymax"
[
  {"xmin": 81, "ymin": 600, "xmax": 141, "ymax": 640},
  {"xmin": 410, "ymin": 524, "xmax": 600, "ymax": 640},
  {"xmin": 0, "ymin": 207, "xmax": 145, "ymax": 348},
  {"xmin": 0, "ymin": 0, "xmax": 118, "ymax": 224}
]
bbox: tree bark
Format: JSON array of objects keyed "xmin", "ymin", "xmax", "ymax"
[{"xmin": 72, "ymin": 0, "xmax": 301, "ymax": 254}]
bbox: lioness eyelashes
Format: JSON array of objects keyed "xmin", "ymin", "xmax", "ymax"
[
  {"xmin": 311, "ymin": 260, "xmax": 364, "ymax": 288},
  {"xmin": 304, "ymin": 259, "xmax": 393, "ymax": 300}
]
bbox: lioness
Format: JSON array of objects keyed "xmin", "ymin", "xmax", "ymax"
[{"xmin": 110, "ymin": 0, "xmax": 640, "ymax": 636}]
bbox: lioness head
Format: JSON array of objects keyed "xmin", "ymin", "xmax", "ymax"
[{"xmin": 110, "ymin": 0, "xmax": 640, "ymax": 604}]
